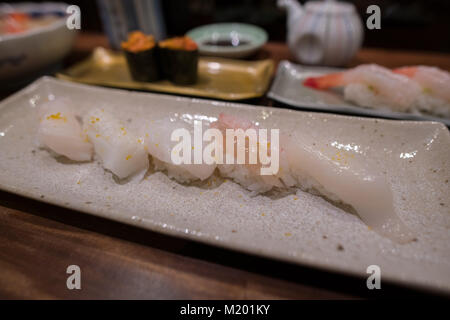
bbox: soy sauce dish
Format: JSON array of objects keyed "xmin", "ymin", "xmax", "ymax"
[{"xmin": 186, "ymin": 23, "xmax": 268, "ymax": 58}]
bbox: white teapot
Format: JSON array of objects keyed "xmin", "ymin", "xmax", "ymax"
[{"xmin": 278, "ymin": 0, "xmax": 364, "ymax": 66}]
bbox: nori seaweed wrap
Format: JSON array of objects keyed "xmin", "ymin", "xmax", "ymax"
[
  {"xmin": 121, "ymin": 31, "xmax": 160, "ymax": 82},
  {"xmin": 159, "ymin": 36, "xmax": 198, "ymax": 85}
]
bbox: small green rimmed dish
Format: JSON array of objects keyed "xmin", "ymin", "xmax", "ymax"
[{"xmin": 186, "ymin": 23, "xmax": 268, "ymax": 58}]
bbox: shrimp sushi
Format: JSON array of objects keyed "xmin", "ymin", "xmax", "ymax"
[
  {"xmin": 304, "ymin": 64, "xmax": 422, "ymax": 113},
  {"xmin": 38, "ymin": 99, "xmax": 93, "ymax": 162},
  {"xmin": 393, "ymin": 66, "xmax": 450, "ymax": 117},
  {"xmin": 140, "ymin": 117, "xmax": 216, "ymax": 183},
  {"xmin": 83, "ymin": 108, "xmax": 148, "ymax": 180}
]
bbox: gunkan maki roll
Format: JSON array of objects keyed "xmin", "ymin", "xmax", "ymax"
[
  {"xmin": 121, "ymin": 31, "xmax": 160, "ymax": 82},
  {"xmin": 159, "ymin": 36, "xmax": 198, "ymax": 85}
]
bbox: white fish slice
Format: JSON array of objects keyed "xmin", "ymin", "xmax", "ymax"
[
  {"xmin": 83, "ymin": 108, "xmax": 148, "ymax": 180},
  {"xmin": 37, "ymin": 100, "xmax": 93, "ymax": 162},
  {"xmin": 140, "ymin": 117, "xmax": 216, "ymax": 183},
  {"xmin": 211, "ymin": 113, "xmax": 415, "ymax": 243},
  {"xmin": 285, "ymin": 134, "xmax": 415, "ymax": 244}
]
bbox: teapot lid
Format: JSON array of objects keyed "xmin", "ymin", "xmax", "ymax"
[{"xmin": 305, "ymin": 1, "xmax": 355, "ymax": 15}]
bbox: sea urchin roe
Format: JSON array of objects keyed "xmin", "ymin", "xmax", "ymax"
[
  {"xmin": 121, "ymin": 31, "xmax": 155, "ymax": 53},
  {"xmin": 159, "ymin": 36, "xmax": 198, "ymax": 51}
]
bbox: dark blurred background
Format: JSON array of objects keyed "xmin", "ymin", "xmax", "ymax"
[{"xmin": 8, "ymin": 0, "xmax": 450, "ymax": 52}]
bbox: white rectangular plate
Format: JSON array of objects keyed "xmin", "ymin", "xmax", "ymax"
[
  {"xmin": 268, "ymin": 60, "xmax": 450, "ymax": 126},
  {"xmin": 1, "ymin": 77, "xmax": 450, "ymax": 294}
]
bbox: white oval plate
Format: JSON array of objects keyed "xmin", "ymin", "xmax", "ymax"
[{"xmin": 1, "ymin": 77, "xmax": 449, "ymax": 294}]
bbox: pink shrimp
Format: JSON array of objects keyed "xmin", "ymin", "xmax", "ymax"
[
  {"xmin": 393, "ymin": 66, "xmax": 450, "ymax": 102},
  {"xmin": 303, "ymin": 72, "xmax": 345, "ymax": 90},
  {"xmin": 304, "ymin": 64, "xmax": 413, "ymax": 90},
  {"xmin": 303, "ymin": 64, "xmax": 422, "ymax": 110}
]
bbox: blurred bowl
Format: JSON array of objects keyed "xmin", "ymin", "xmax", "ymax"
[
  {"xmin": 0, "ymin": 2, "xmax": 77, "ymax": 84},
  {"xmin": 186, "ymin": 23, "xmax": 268, "ymax": 58}
]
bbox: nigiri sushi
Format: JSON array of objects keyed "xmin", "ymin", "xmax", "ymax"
[
  {"xmin": 210, "ymin": 113, "xmax": 414, "ymax": 243},
  {"xmin": 38, "ymin": 99, "xmax": 93, "ymax": 162},
  {"xmin": 284, "ymin": 133, "xmax": 413, "ymax": 244},
  {"xmin": 83, "ymin": 108, "xmax": 148, "ymax": 180},
  {"xmin": 393, "ymin": 66, "xmax": 450, "ymax": 117},
  {"xmin": 140, "ymin": 117, "xmax": 216, "ymax": 183},
  {"xmin": 209, "ymin": 113, "xmax": 296, "ymax": 193},
  {"xmin": 304, "ymin": 64, "xmax": 422, "ymax": 113}
]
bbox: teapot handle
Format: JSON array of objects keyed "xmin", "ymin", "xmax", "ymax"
[
  {"xmin": 278, "ymin": 0, "xmax": 303, "ymax": 31},
  {"xmin": 277, "ymin": 0, "xmax": 303, "ymax": 11}
]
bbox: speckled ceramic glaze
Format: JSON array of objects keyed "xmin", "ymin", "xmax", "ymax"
[{"xmin": 1, "ymin": 77, "xmax": 449, "ymax": 293}]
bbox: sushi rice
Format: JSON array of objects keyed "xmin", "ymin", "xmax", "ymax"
[{"xmin": 37, "ymin": 104, "xmax": 415, "ymax": 244}]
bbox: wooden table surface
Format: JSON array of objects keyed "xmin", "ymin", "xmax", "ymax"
[{"xmin": 1, "ymin": 33, "xmax": 449, "ymax": 299}]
